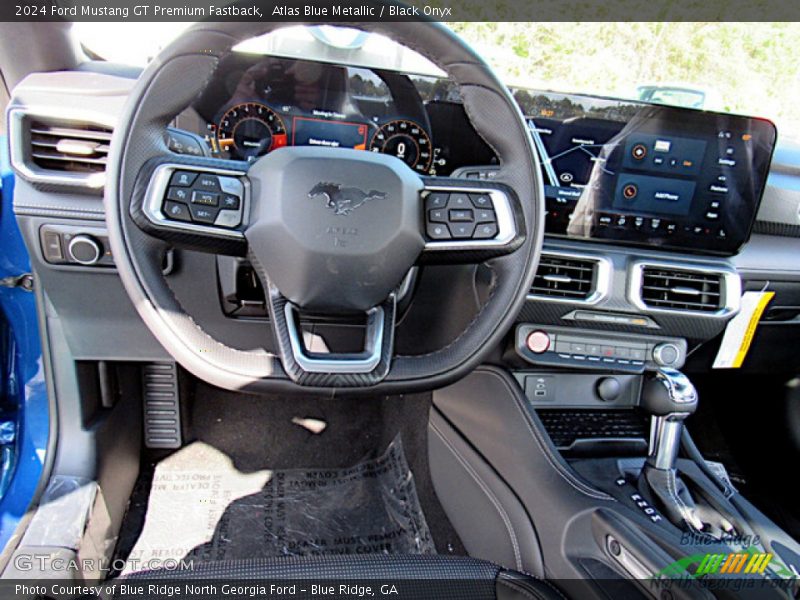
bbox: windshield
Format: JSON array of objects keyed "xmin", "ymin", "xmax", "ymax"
[{"xmin": 75, "ymin": 22, "xmax": 800, "ymax": 142}]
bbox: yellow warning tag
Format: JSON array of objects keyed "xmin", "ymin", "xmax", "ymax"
[{"xmin": 712, "ymin": 291, "xmax": 774, "ymax": 369}]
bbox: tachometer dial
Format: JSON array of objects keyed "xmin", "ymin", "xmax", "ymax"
[
  {"xmin": 369, "ymin": 119, "xmax": 433, "ymax": 173},
  {"xmin": 216, "ymin": 102, "xmax": 287, "ymax": 160}
]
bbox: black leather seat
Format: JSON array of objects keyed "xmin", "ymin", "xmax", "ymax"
[{"xmin": 114, "ymin": 555, "xmax": 566, "ymax": 600}]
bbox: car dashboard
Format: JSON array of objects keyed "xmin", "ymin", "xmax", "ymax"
[
  {"xmin": 181, "ymin": 53, "xmax": 776, "ymax": 257},
  {"xmin": 6, "ymin": 51, "xmax": 800, "ymax": 383}
]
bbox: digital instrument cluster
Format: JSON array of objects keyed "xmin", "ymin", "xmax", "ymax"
[
  {"xmin": 192, "ymin": 54, "xmax": 442, "ymax": 173},
  {"xmin": 210, "ymin": 101, "xmax": 434, "ymax": 174}
]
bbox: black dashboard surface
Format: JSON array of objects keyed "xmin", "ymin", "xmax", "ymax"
[{"xmin": 188, "ymin": 54, "xmax": 777, "ymax": 257}]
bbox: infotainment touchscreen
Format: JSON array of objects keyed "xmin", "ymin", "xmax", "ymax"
[{"xmin": 513, "ymin": 90, "xmax": 777, "ymax": 255}]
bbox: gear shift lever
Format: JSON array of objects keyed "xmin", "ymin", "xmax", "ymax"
[
  {"xmin": 641, "ymin": 368, "xmax": 698, "ymax": 471},
  {"xmin": 639, "ymin": 368, "xmax": 711, "ymax": 532}
]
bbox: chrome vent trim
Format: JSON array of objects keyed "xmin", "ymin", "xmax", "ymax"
[
  {"xmin": 628, "ymin": 261, "xmax": 741, "ymax": 318},
  {"xmin": 8, "ymin": 108, "xmax": 115, "ymax": 189},
  {"xmin": 527, "ymin": 251, "xmax": 611, "ymax": 304}
]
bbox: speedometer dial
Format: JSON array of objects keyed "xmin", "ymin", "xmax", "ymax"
[
  {"xmin": 216, "ymin": 102, "xmax": 287, "ymax": 160},
  {"xmin": 369, "ymin": 119, "xmax": 433, "ymax": 173}
]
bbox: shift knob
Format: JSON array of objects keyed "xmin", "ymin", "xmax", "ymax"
[
  {"xmin": 641, "ymin": 368, "xmax": 698, "ymax": 471},
  {"xmin": 640, "ymin": 368, "xmax": 698, "ymax": 418}
]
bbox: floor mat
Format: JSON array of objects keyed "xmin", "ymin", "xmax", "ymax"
[
  {"xmin": 186, "ymin": 385, "xmax": 466, "ymax": 555},
  {"xmin": 123, "ymin": 436, "xmax": 434, "ymax": 574}
]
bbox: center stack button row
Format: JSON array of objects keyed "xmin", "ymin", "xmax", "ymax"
[
  {"xmin": 515, "ymin": 325, "xmax": 688, "ymax": 373},
  {"xmin": 554, "ymin": 335, "xmax": 648, "ymax": 364}
]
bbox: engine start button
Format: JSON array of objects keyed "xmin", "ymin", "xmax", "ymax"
[{"xmin": 526, "ymin": 330, "xmax": 551, "ymax": 354}]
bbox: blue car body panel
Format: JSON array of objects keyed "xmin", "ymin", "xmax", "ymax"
[{"xmin": 0, "ymin": 136, "xmax": 49, "ymax": 552}]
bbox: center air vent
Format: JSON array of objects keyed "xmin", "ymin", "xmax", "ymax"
[
  {"xmin": 634, "ymin": 264, "xmax": 732, "ymax": 314},
  {"xmin": 530, "ymin": 253, "xmax": 609, "ymax": 303},
  {"xmin": 29, "ymin": 121, "xmax": 112, "ymax": 174}
]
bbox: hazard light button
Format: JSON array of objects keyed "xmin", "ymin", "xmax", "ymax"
[{"xmin": 526, "ymin": 330, "xmax": 551, "ymax": 354}]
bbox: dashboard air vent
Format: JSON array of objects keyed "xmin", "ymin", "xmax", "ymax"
[
  {"xmin": 639, "ymin": 266, "xmax": 723, "ymax": 313},
  {"xmin": 531, "ymin": 254, "xmax": 602, "ymax": 302},
  {"xmin": 28, "ymin": 120, "xmax": 112, "ymax": 175}
]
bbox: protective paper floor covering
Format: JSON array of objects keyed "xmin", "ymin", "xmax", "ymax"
[{"xmin": 124, "ymin": 435, "xmax": 434, "ymax": 573}]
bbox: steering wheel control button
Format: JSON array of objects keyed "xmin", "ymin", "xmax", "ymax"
[
  {"xmin": 421, "ymin": 186, "xmax": 515, "ymax": 249},
  {"xmin": 425, "ymin": 192, "xmax": 449, "ymax": 210},
  {"xmin": 166, "ymin": 187, "xmax": 190, "ymax": 202},
  {"xmin": 469, "ymin": 193, "xmax": 493, "ymax": 208},
  {"xmin": 450, "ymin": 222, "xmax": 476, "ymax": 238},
  {"xmin": 475, "ymin": 209, "xmax": 496, "ymax": 223},
  {"xmin": 474, "ymin": 223, "xmax": 499, "ymax": 239},
  {"xmin": 447, "ymin": 193, "xmax": 471, "ymax": 209},
  {"xmin": 189, "ymin": 204, "xmax": 219, "ymax": 224},
  {"xmin": 153, "ymin": 168, "xmax": 247, "ymax": 231},
  {"xmin": 221, "ymin": 194, "xmax": 241, "ymax": 210},
  {"xmin": 194, "ymin": 174, "xmax": 220, "ymax": 191},
  {"xmin": 215, "ymin": 210, "xmax": 242, "ymax": 228},
  {"xmin": 169, "ymin": 170, "xmax": 197, "ymax": 187},
  {"xmin": 526, "ymin": 330, "xmax": 551, "ymax": 354},
  {"xmin": 426, "ymin": 223, "xmax": 451, "ymax": 240},
  {"xmin": 428, "ymin": 209, "xmax": 446, "ymax": 222},
  {"xmin": 163, "ymin": 201, "xmax": 192, "ymax": 222},
  {"xmin": 449, "ymin": 209, "xmax": 474, "ymax": 222},
  {"xmin": 191, "ymin": 190, "xmax": 219, "ymax": 206}
]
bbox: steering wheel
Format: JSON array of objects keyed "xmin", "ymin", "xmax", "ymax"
[{"xmin": 105, "ymin": 19, "xmax": 544, "ymax": 394}]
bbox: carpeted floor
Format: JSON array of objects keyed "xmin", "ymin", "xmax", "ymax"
[{"xmin": 112, "ymin": 380, "xmax": 466, "ymax": 573}]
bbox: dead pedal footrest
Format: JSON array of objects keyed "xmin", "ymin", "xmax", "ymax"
[{"xmin": 142, "ymin": 363, "xmax": 182, "ymax": 449}]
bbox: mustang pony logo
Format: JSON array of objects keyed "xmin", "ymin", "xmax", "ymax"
[{"xmin": 308, "ymin": 182, "xmax": 387, "ymax": 216}]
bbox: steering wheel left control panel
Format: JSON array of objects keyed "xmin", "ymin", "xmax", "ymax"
[{"xmin": 143, "ymin": 164, "xmax": 249, "ymax": 238}]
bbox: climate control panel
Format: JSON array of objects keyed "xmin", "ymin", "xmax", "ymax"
[{"xmin": 515, "ymin": 324, "xmax": 686, "ymax": 373}]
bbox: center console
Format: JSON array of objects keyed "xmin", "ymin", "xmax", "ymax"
[
  {"xmin": 444, "ymin": 96, "xmax": 792, "ymax": 593},
  {"xmin": 431, "ymin": 367, "xmax": 800, "ymax": 599}
]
